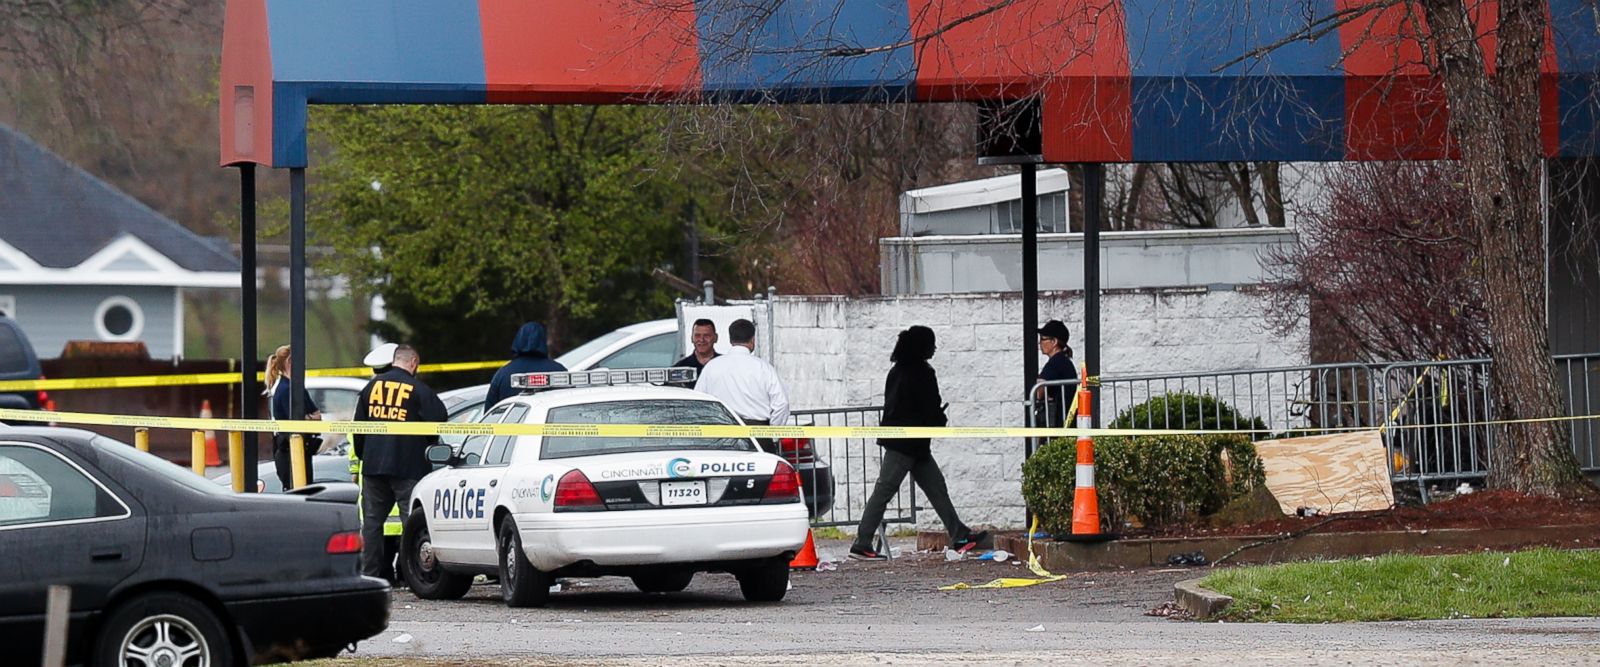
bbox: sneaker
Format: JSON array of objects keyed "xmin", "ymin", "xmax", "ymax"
[
  {"xmin": 847, "ymin": 545, "xmax": 887, "ymax": 561},
  {"xmin": 953, "ymin": 530, "xmax": 990, "ymax": 554}
]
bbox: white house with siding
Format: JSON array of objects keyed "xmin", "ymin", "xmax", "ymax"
[{"xmin": 0, "ymin": 124, "xmax": 237, "ymax": 359}]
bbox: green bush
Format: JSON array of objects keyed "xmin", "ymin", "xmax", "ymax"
[
  {"xmin": 1022, "ymin": 433, "xmax": 1267, "ymax": 534},
  {"xmin": 1109, "ymin": 392, "xmax": 1269, "ymax": 434}
]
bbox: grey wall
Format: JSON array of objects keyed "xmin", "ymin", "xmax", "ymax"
[
  {"xmin": 880, "ymin": 228, "xmax": 1296, "ymax": 295},
  {"xmin": 770, "ymin": 287, "xmax": 1309, "ymax": 529},
  {"xmin": 0, "ymin": 285, "xmax": 178, "ymax": 359}
]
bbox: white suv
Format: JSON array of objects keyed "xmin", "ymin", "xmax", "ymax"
[{"xmin": 402, "ymin": 368, "xmax": 809, "ymax": 607}]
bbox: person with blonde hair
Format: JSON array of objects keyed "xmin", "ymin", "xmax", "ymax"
[{"xmin": 265, "ymin": 345, "xmax": 322, "ymax": 489}]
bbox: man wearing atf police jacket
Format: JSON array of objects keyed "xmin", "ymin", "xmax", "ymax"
[{"xmin": 353, "ymin": 343, "xmax": 448, "ymax": 579}]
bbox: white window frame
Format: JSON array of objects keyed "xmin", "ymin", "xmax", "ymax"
[{"xmin": 93, "ymin": 295, "xmax": 145, "ymax": 341}]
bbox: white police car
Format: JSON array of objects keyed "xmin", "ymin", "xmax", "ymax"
[{"xmin": 401, "ymin": 368, "xmax": 809, "ymax": 607}]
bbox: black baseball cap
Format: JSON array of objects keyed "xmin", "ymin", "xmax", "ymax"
[{"xmin": 1036, "ymin": 320, "xmax": 1071, "ymax": 341}]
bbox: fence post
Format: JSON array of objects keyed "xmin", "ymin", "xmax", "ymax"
[
  {"xmin": 134, "ymin": 427, "xmax": 149, "ymax": 453},
  {"xmin": 191, "ymin": 431, "xmax": 206, "ymax": 475},
  {"xmin": 290, "ymin": 434, "xmax": 308, "ymax": 489},
  {"xmin": 228, "ymin": 432, "xmax": 246, "ymax": 493},
  {"xmin": 41, "ymin": 585, "xmax": 70, "ymax": 667}
]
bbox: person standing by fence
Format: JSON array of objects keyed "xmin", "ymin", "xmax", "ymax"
[
  {"xmin": 850, "ymin": 326, "xmax": 987, "ymax": 560},
  {"xmin": 265, "ymin": 345, "xmax": 321, "ymax": 489},
  {"xmin": 1034, "ymin": 320, "xmax": 1076, "ymax": 428}
]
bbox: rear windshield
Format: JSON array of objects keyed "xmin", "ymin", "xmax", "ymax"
[
  {"xmin": 0, "ymin": 325, "xmax": 33, "ymax": 374},
  {"xmin": 93, "ymin": 436, "xmax": 233, "ymax": 496},
  {"xmin": 540, "ymin": 399, "xmax": 755, "ymax": 459}
]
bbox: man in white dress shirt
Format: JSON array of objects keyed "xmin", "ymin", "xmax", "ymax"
[{"xmin": 693, "ymin": 319, "xmax": 789, "ymax": 452}]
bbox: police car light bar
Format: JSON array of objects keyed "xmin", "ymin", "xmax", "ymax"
[{"xmin": 510, "ymin": 367, "xmax": 697, "ymax": 390}]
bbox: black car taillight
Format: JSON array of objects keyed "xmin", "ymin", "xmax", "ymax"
[
  {"xmin": 326, "ymin": 531, "xmax": 362, "ymax": 554},
  {"xmin": 778, "ymin": 437, "xmax": 816, "ymax": 465},
  {"xmin": 554, "ymin": 469, "xmax": 605, "ymax": 512},
  {"xmin": 762, "ymin": 461, "xmax": 802, "ymax": 504}
]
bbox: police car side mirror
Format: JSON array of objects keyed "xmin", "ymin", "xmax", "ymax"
[{"xmin": 426, "ymin": 445, "xmax": 454, "ymax": 465}]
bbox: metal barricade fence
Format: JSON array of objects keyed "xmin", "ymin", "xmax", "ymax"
[
  {"xmin": 1017, "ymin": 356, "xmax": 1600, "ymax": 501},
  {"xmin": 787, "ymin": 406, "xmax": 919, "ymax": 530},
  {"xmin": 1378, "ymin": 354, "xmax": 1600, "ymax": 495}
]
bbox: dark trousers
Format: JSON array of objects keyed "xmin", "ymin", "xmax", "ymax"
[
  {"xmin": 853, "ymin": 448, "xmax": 970, "ymax": 550},
  {"xmin": 744, "ymin": 418, "xmax": 775, "ymax": 454},
  {"xmin": 272, "ymin": 434, "xmax": 317, "ymax": 490},
  {"xmin": 361, "ymin": 474, "xmax": 417, "ymax": 578}
]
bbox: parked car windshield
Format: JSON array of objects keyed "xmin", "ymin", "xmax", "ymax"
[
  {"xmin": 94, "ymin": 435, "xmax": 234, "ymax": 496},
  {"xmin": 553, "ymin": 329, "xmax": 631, "ymax": 368},
  {"xmin": 540, "ymin": 400, "xmax": 755, "ymax": 459}
]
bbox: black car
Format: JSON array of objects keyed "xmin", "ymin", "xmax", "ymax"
[{"xmin": 0, "ymin": 428, "xmax": 390, "ymax": 666}]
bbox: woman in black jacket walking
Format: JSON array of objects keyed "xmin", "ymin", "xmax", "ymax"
[{"xmin": 850, "ymin": 326, "xmax": 987, "ymax": 560}]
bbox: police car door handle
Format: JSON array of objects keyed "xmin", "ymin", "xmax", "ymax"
[
  {"xmin": 458, "ymin": 479, "xmax": 467, "ymax": 487},
  {"xmin": 489, "ymin": 480, "xmax": 498, "ymax": 487}
]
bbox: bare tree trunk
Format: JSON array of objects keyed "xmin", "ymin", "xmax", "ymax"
[
  {"xmin": 1258, "ymin": 162, "xmax": 1286, "ymax": 228},
  {"xmin": 1421, "ymin": 0, "xmax": 1592, "ymax": 496},
  {"xmin": 1124, "ymin": 163, "xmax": 1151, "ymax": 230}
]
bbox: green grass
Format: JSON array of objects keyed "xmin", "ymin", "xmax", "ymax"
[{"xmin": 1203, "ymin": 548, "xmax": 1600, "ymax": 622}]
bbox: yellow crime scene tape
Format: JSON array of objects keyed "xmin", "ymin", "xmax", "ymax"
[
  {"xmin": 5, "ymin": 407, "xmax": 1600, "ymax": 441},
  {"xmin": 0, "ymin": 360, "xmax": 508, "ymax": 392}
]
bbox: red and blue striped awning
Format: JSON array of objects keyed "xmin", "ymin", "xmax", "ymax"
[{"xmin": 220, "ymin": 0, "xmax": 1600, "ymax": 167}]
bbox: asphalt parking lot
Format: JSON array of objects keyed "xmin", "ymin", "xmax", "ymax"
[{"xmin": 336, "ymin": 538, "xmax": 1600, "ymax": 666}]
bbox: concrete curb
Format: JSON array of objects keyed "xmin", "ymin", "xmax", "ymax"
[{"xmin": 1174, "ymin": 578, "xmax": 1233, "ymax": 619}]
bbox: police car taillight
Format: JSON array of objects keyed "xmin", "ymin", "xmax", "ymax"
[
  {"xmin": 762, "ymin": 461, "xmax": 802, "ymax": 503},
  {"xmin": 553, "ymin": 470, "xmax": 605, "ymax": 512},
  {"xmin": 511, "ymin": 367, "xmax": 697, "ymax": 390},
  {"xmin": 326, "ymin": 531, "xmax": 362, "ymax": 554}
]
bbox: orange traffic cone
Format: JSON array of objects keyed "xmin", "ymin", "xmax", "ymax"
[
  {"xmin": 200, "ymin": 399, "xmax": 222, "ymax": 467},
  {"xmin": 1071, "ymin": 375, "xmax": 1101, "ymax": 537},
  {"xmin": 789, "ymin": 529, "xmax": 819, "ymax": 570}
]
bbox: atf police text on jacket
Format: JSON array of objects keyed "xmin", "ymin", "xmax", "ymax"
[{"xmin": 353, "ymin": 365, "xmax": 448, "ymax": 480}]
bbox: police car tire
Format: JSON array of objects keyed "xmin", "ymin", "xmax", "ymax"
[
  {"xmin": 93, "ymin": 592, "xmax": 236, "ymax": 667},
  {"xmin": 497, "ymin": 518, "xmax": 551, "ymax": 608},
  {"xmin": 736, "ymin": 557, "xmax": 790, "ymax": 602},
  {"xmin": 402, "ymin": 509, "xmax": 472, "ymax": 600},
  {"xmin": 631, "ymin": 571, "xmax": 694, "ymax": 594}
]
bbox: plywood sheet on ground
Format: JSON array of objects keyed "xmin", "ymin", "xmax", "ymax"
[{"xmin": 1253, "ymin": 430, "xmax": 1394, "ymax": 515}]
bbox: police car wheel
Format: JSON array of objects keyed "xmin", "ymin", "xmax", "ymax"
[
  {"xmin": 401, "ymin": 509, "xmax": 472, "ymax": 600},
  {"xmin": 735, "ymin": 557, "xmax": 790, "ymax": 603},
  {"xmin": 93, "ymin": 592, "xmax": 235, "ymax": 667},
  {"xmin": 497, "ymin": 518, "xmax": 551, "ymax": 607},
  {"xmin": 631, "ymin": 571, "xmax": 694, "ymax": 594}
]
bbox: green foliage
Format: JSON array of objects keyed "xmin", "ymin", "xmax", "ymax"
[
  {"xmin": 306, "ymin": 105, "xmax": 749, "ymax": 361},
  {"xmin": 1204, "ymin": 548, "xmax": 1600, "ymax": 622},
  {"xmin": 1108, "ymin": 392, "xmax": 1270, "ymax": 434},
  {"xmin": 1023, "ymin": 392, "xmax": 1270, "ymax": 534},
  {"xmin": 1023, "ymin": 433, "xmax": 1264, "ymax": 534}
]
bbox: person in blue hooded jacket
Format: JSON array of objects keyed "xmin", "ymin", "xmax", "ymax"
[{"xmin": 484, "ymin": 321, "xmax": 567, "ymax": 409}]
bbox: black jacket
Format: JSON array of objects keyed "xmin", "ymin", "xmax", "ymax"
[
  {"xmin": 484, "ymin": 322, "xmax": 567, "ymax": 409},
  {"xmin": 353, "ymin": 367, "xmax": 448, "ymax": 479},
  {"xmin": 878, "ymin": 360, "xmax": 947, "ymax": 459}
]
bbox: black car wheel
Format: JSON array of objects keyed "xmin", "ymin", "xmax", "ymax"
[
  {"xmin": 94, "ymin": 592, "xmax": 234, "ymax": 667},
  {"xmin": 401, "ymin": 508, "xmax": 472, "ymax": 600},
  {"xmin": 632, "ymin": 571, "xmax": 694, "ymax": 593},
  {"xmin": 735, "ymin": 557, "xmax": 790, "ymax": 602},
  {"xmin": 497, "ymin": 517, "xmax": 551, "ymax": 607}
]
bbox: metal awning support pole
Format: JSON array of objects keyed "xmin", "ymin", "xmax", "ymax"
[
  {"xmin": 1021, "ymin": 162, "xmax": 1039, "ymax": 446},
  {"xmin": 1083, "ymin": 164, "xmax": 1104, "ymax": 427},
  {"xmin": 289, "ymin": 168, "xmax": 307, "ymax": 422},
  {"xmin": 239, "ymin": 165, "xmax": 260, "ymax": 493}
]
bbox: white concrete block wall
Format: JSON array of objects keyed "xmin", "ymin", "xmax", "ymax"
[{"xmin": 771, "ymin": 286, "xmax": 1308, "ymax": 531}]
